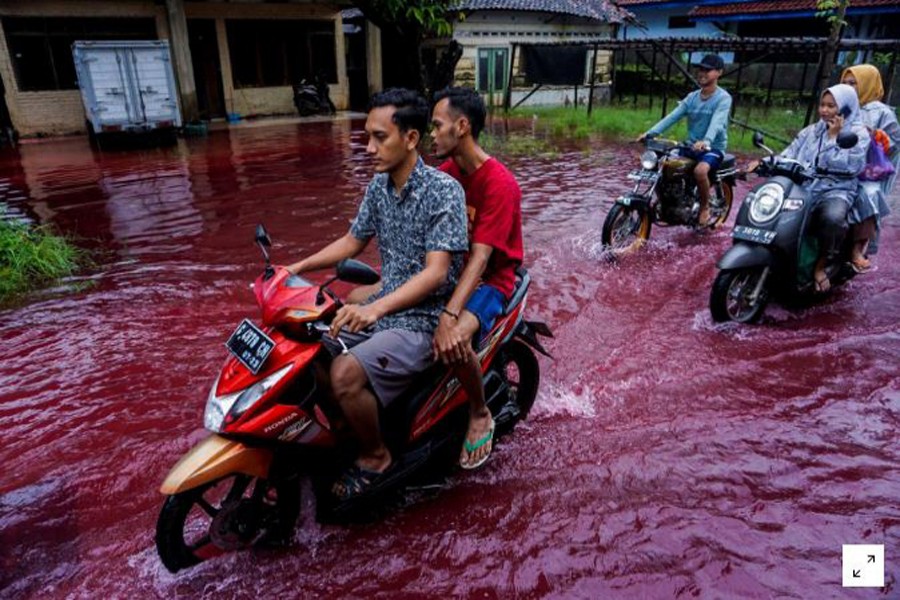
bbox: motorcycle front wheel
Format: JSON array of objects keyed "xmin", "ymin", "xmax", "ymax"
[
  {"xmin": 709, "ymin": 181, "xmax": 734, "ymax": 228},
  {"xmin": 155, "ymin": 474, "xmax": 299, "ymax": 573},
  {"xmin": 709, "ymin": 267, "xmax": 769, "ymax": 323},
  {"xmin": 602, "ymin": 203, "xmax": 651, "ymax": 255}
]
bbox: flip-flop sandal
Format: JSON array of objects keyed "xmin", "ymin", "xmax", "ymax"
[
  {"xmin": 331, "ymin": 463, "xmax": 390, "ymax": 502},
  {"xmin": 814, "ymin": 275, "xmax": 831, "ymax": 294},
  {"xmin": 849, "ymin": 258, "xmax": 872, "ymax": 274},
  {"xmin": 460, "ymin": 417, "xmax": 495, "ymax": 471}
]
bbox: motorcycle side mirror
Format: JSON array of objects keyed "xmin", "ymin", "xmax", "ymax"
[
  {"xmin": 836, "ymin": 132, "xmax": 858, "ymax": 149},
  {"xmin": 336, "ymin": 259, "xmax": 380, "ymax": 285},
  {"xmin": 752, "ymin": 132, "xmax": 764, "ymax": 147},
  {"xmin": 255, "ymin": 224, "xmax": 272, "ymax": 248},
  {"xmin": 255, "ymin": 224, "xmax": 274, "ymax": 279}
]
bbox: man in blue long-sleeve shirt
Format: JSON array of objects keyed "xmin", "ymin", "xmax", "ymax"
[{"xmin": 638, "ymin": 54, "xmax": 732, "ymax": 226}]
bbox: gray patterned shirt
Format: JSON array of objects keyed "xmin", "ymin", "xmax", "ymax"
[{"xmin": 350, "ymin": 157, "xmax": 468, "ymax": 333}]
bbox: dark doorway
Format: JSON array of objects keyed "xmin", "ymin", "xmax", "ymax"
[
  {"xmin": 345, "ymin": 21, "xmax": 369, "ymax": 110},
  {"xmin": 188, "ymin": 19, "xmax": 225, "ymax": 119}
]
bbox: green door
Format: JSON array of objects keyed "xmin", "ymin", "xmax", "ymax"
[{"xmin": 477, "ymin": 47, "xmax": 508, "ymax": 105}]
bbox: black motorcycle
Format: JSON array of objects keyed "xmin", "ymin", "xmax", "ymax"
[
  {"xmin": 293, "ymin": 76, "xmax": 336, "ymax": 117},
  {"xmin": 709, "ymin": 132, "xmax": 859, "ymax": 323},
  {"xmin": 601, "ymin": 136, "xmax": 738, "ymax": 254}
]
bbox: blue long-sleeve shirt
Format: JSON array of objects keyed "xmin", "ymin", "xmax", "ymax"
[{"xmin": 648, "ymin": 87, "xmax": 732, "ymax": 152}]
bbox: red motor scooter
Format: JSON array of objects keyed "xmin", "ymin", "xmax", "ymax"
[{"xmin": 155, "ymin": 224, "xmax": 552, "ymax": 573}]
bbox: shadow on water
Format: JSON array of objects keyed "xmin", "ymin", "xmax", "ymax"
[{"xmin": 0, "ymin": 120, "xmax": 898, "ymax": 597}]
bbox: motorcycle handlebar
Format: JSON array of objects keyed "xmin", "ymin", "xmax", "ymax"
[
  {"xmin": 814, "ymin": 166, "xmax": 858, "ymax": 179},
  {"xmin": 756, "ymin": 158, "xmax": 856, "ymax": 182}
]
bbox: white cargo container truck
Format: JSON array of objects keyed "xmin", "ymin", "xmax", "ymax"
[{"xmin": 73, "ymin": 40, "xmax": 182, "ymax": 140}]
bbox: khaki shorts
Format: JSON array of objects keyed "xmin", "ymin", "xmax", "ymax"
[{"xmin": 325, "ymin": 329, "xmax": 434, "ymax": 407}]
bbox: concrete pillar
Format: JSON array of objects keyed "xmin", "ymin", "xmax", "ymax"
[
  {"xmin": 333, "ymin": 15, "xmax": 348, "ymax": 110},
  {"xmin": 366, "ymin": 21, "xmax": 382, "ymax": 95},
  {"xmin": 0, "ymin": 19, "xmax": 24, "ymax": 134},
  {"xmin": 165, "ymin": 0, "xmax": 199, "ymax": 122},
  {"xmin": 215, "ymin": 18, "xmax": 235, "ymax": 115}
]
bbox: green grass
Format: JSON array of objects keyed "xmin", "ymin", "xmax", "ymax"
[
  {"xmin": 503, "ymin": 99, "xmax": 810, "ymax": 154},
  {"xmin": 480, "ymin": 132, "xmax": 559, "ymax": 157},
  {"xmin": 0, "ymin": 219, "xmax": 85, "ymax": 302}
]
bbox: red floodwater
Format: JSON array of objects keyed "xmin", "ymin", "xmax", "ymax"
[{"xmin": 1, "ymin": 119, "xmax": 898, "ymax": 598}]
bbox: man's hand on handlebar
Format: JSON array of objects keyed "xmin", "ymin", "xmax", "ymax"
[
  {"xmin": 329, "ymin": 303, "xmax": 381, "ymax": 337},
  {"xmin": 286, "ymin": 260, "xmax": 306, "ymax": 275}
]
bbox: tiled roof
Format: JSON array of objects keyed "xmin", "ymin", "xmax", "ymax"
[
  {"xmin": 690, "ymin": 0, "xmax": 900, "ymax": 17},
  {"xmin": 457, "ymin": 0, "xmax": 634, "ymax": 23}
]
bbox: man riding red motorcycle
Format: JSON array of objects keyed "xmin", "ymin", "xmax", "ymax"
[
  {"xmin": 285, "ymin": 88, "xmax": 469, "ymax": 501},
  {"xmin": 154, "ymin": 89, "xmax": 551, "ymax": 574}
]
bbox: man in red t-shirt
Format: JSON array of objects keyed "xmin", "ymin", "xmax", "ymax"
[{"xmin": 430, "ymin": 87, "xmax": 524, "ymax": 469}]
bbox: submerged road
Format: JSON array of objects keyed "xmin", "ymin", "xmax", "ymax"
[{"xmin": 1, "ymin": 120, "xmax": 898, "ymax": 598}]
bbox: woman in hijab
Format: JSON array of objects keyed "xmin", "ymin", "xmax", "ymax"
[
  {"xmin": 841, "ymin": 64, "xmax": 899, "ymax": 271},
  {"xmin": 778, "ymin": 83, "xmax": 869, "ymax": 292}
]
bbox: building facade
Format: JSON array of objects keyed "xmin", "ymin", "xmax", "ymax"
[
  {"xmin": 452, "ymin": 1, "xmax": 633, "ymax": 107},
  {"xmin": 0, "ymin": 0, "xmax": 365, "ymax": 137}
]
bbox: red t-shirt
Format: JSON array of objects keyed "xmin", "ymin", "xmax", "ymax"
[{"xmin": 439, "ymin": 157, "xmax": 523, "ymax": 299}]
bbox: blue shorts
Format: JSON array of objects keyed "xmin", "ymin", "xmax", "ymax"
[
  {"xmin": 681, "ymin": 147, "xmax": 724, "ymax": 170},
  {"xmin": 464, "ymin": 284, "xmax": 506, "ymax": 343}
]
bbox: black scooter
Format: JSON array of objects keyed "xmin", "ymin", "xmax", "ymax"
[
  {"xmin": 293, "ymin": 76, "xmax": 336, "ymax": 117},
  {"xmin": 709, "ymin": 132, "xmax": 859, "ymax": 323}
]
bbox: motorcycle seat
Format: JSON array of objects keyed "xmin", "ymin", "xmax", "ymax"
[
  {"xmin": 717, "ymin": 154, "xmax": 736, "ymax": 170},
  {"xmin": 502, "ymin": 266, "xmax": 531, "ymax": 316}
]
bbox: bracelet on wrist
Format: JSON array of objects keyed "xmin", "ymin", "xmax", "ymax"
[{"xmin": 442, "ymin": 308, "xmax": 459, "ymax": 320}]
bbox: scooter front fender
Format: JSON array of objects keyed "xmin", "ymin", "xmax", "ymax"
[
  {"xmin": 160, "ymin": 434, "xmax": 273, "ymax": 495},
  {"xmin": 716, "ymin": 243, "xmax": 774, "ymax": 271}
]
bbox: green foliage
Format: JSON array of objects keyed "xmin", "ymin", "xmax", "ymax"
[
  {"xmin": 815, "ymin": 0, "xmax": 850, "ymax": 29},
  {"xmin": 872, "ymin": 52, "xmax": 893, "ymax": 67},
  {"xmin": 480, "ymin": 133, "xmax": 559, "ymax": 158},
  {"xmin": 355, "ymin": 0, "xmax": 456, "ymax": 37},
  {"xmin": 505, "ymin": 100, "xmax": 807, "ymax": 154},
  {"xmin": 0, "ymin": 219, "xmax": 84, "ymax": 301}
]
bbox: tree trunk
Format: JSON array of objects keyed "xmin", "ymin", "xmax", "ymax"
[{"xmin": 815, "ymin": 0, "xmax": 850, "ymax": 97}]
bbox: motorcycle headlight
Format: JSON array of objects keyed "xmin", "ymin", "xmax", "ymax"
[
  {"xmin": 749, "ymin": 183, "xmax": 784, "ymax": 224},
  {"xmin": 203, "ymin": 364, "xmax": 293, "ymax": 432},
  {"xmin": 640, "ymin": 150, "xmax": 658, "ymax": 171}
]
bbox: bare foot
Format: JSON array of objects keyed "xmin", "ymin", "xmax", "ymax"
[
  {"xmin": 460, "ymin": 410, "xmax": 495, "ymax": 469},
  {"xmin": 698, "ymin": 208, "xmax": 711, "ymax": 228}
]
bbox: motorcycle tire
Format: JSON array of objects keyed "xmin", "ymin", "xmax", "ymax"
[
  {"xmin": 709, "ymin": 267, "xmax": 769, "ymax": 324},
  {"xmin": 709, "ymin": 181, "xmax": 734, "ymax": 228},
  {"xmin": 491, "ymin": 340, "xmax": 540, "ymax": 437},
  {"xmin": 601, "ymin": 203, "xmax": 651, "ymax": 255},
  {"xmin": 295, "ymin": 100, "xmax": 318, "ymax": 117},
  {"xmin": 155, "ymin": 474, "xmax": 299, "ymax": 573}
]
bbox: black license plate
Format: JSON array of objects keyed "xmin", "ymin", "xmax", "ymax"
[
  {"xmin": 225, "ymin": 319, "xmax": 275, "ymax": 374},
  {"xmin": 733, "ymin": 225, "xmax": 776, "ymax": 245}
]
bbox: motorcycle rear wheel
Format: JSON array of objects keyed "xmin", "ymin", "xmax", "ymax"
[
  {"xmin": 155, "ymin": 474, "xmax": 299, "ymax": 573},
  {"xmin": 491, "ymin": 340, "xmax": 540, "ymax": 436},
  {"xmin": 710, "ymin": 267, "xmax": 769, "ymax": 323},
  {"xmin": 602, "ymin": 203, "xmax": 651, "ymax": 255}
]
